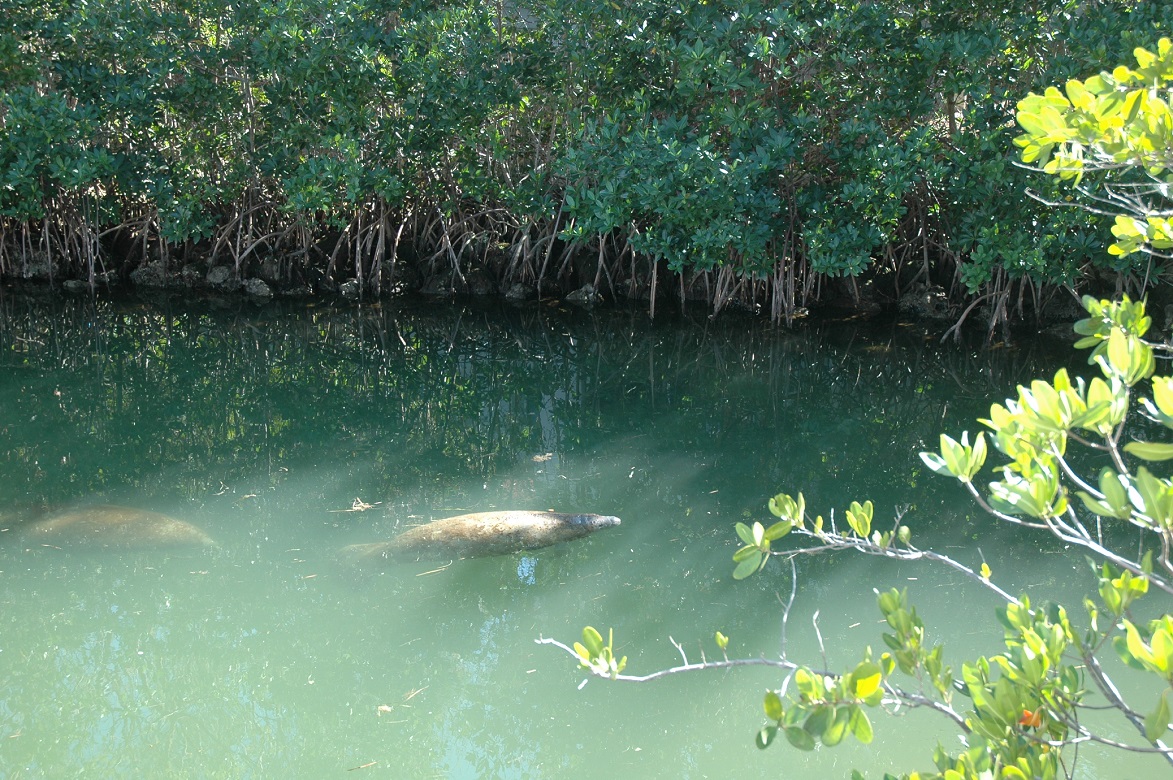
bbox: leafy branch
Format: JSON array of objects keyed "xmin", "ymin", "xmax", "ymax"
[
  {"xmin": 540, "ymin": 294, "xmax": 1173, "ymax": 777},
  {"xmin": 1014, "ymin": 38, "xmax": 1173, "ymax": 262}
]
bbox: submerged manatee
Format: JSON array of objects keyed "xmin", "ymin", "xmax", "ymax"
[
  {"xmin": 25, "ymin": 505, "xmax": 216, "ymax": 550},
  {"xmin": 339, "ymin": 510, "xmax": 621, "ymax": 566}
]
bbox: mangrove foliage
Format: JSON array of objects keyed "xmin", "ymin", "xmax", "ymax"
[{"xmin": 1, "ymin": 1, "xmax": 1167, "ymax": 322}]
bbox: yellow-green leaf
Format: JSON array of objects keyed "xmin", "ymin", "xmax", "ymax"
[
  {"xmin": 764, "ymin": 690, "xmax": 783, "ymax": 721},
  {"xmin": 582, "ymin": 626, "xmax": 604, "ymax": 656},
  {"xmin": 1124, "ymin": 441, "xmax": 1173, "ymax": 461},
  {"xmin": 852, "ymin": 662, "xmax": 883, "ymax": 699},
  {"xmin": 1125, "ymin": 620, "xmax": 1156, "ymax": 666}
]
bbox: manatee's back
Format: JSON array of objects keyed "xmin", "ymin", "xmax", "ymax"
[
  {"xmin": 26, "ymin": 506, "xmax": 216, "ymax": 549},
  {"xmin": 391, "ymin": 511, "xmax": 595, "ymax": 560},
  {"xmin": 339, "ymin": 510, "xmax": 620, "ymax": 566},
  {"xmin": 392, "ymin": 511, "xmax": 563, "ymax": 558}
]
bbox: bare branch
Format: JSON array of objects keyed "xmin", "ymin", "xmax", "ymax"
[
  {"xmin": 778, "ymin": 557, "xmax": 798, "ymax": 662},
  {"xmin": 960, "ymin": 481, "xmax": 1173, "ymax": 596},
  {"xmin": 534, "ymin": 636, "xmax": 970, "ymax": 731},
  {"xmin": 534, "ymin": 635, "xmax": 797, "ymax": 684},
  {"xmin": 810, "ymin": 612, "xmax": 825, "ymax": 671},
  {"xmin": 779, "ymin": 525, "xmax": 1024, "ymax": 607}
]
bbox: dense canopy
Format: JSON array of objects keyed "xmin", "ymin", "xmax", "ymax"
[{"xmin": 0, "ymin": 1, "xmax": 1166, "ymax": 322}]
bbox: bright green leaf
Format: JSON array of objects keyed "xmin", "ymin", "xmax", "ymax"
[
  {"xmin": 849, "ymin": 706, "xmax": 874, "ymax": 744},
  {"xmin": 733, "ymin": 550, "xmax": 764, "ymax": 580}
]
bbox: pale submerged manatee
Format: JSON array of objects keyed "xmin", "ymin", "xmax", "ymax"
[
  {"xmin": 339, "ymin": 510, "xmax": 621, "ymax": 566},
  {"xmin": 24, "ymin": 505, "xmax": 216, "ymax": 550}
]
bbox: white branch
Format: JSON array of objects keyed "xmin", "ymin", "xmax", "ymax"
[{"xmin": 533, "ymin": 635, "xmax": 970, "ymax": 730}]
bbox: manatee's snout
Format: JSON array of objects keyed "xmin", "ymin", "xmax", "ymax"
[
  {"xmin": 587, "ymin": 514, "xmax": 621, "ymax": 529},
  {"xmin": 567, "ymin": 513, "xmax": 621, "ymax": 529}
]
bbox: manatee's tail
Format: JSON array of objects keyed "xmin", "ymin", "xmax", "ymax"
[{"xmin": 336, "ymin": 541, "xmax": 399, "ymax": 568}]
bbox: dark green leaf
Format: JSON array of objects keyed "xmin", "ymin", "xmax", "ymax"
[
  {"xmin": 1144, "ymin": 692, "xmax": 1171, "ymax": 742},
  {"xmin": 783, "ymin": 725, "xmax": 815, "ymax": 751},
  {"xmin": 755, "ymin": 726, "xmax": 777, "ymax": 750}
]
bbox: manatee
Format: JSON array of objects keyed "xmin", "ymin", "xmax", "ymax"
[
  {"xmin": 24, "ymin": 505, "xmax": 216, "ymax": 550},
  {"xmin": 338, "ymin": 510, "xmax": 621, "ymax": 566}
]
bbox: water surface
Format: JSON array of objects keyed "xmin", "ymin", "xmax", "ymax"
[{"xmin": 0, "ymin": 291, "xmax": 1160, "ymax": 777}]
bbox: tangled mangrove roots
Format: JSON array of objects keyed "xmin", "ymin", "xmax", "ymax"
[{"xmin": 2, "ymin": 0, "xmax": 1165, "ymax": 327}]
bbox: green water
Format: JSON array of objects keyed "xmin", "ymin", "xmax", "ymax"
[{"xmin": 0, "ymin": 292, "xmax": 1161, "ymax": 778}]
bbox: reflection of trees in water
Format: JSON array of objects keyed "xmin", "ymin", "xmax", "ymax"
[
  {"xmin": 0, "ymin": 293, "xmax": 1095, "ymax": 778},
  {"xmin": 0, "ymin": 294, "xmax": 1075, "ymax": 519},
  {"xmin": 561, "ymin": 311, "xmax": 1079, "ymax": 528}
]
